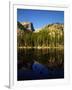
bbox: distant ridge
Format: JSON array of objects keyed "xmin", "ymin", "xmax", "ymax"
[
  {"xmin": 17, "ymin": 21, "xmax": 64, "ymax": 33},
  {"xmin": 34, "ymin": 23, "xmax": 64, "ymax": 32}
]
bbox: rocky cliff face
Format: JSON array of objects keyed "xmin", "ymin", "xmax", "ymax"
[{"xmin": 17, "ymin": 21, "xmax": 35, "ymax": 32}]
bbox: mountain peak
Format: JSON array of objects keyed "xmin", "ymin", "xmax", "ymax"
[{"xmin": 17, "ymin": 21, "xmax": 35, "ymax": 32}]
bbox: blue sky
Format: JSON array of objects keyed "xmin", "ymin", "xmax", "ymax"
[{"xmin": 17, "ymin": 9, "xmax": 64, "ymax": 29}]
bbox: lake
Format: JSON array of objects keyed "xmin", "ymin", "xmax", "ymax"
[{"xmin": 17, "ymin": 48, "xmax": 64, "ymax": 80}]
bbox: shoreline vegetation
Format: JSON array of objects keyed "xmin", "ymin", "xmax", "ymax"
[
  {"xmin": 17, "ymin": 23, "xmax": 64, "ymax": 49},
  {"xmin": 18, "ymin": 46, "xmax": 64, "ymax": 49}
]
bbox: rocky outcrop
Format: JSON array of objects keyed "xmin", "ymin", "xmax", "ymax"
[
  {"xmin": 21, "ymin": 22, "xmax": 35, "ymax": 31},
  {"xmin": 17, "ymin": 21, "xmax": 35, "ymax": 32}
]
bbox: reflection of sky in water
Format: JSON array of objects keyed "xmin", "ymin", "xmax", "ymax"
[
  {"xmin": 32, "ymin": 62, "xmax": 49, "ymax": 75},
  {"xmin": 18, "ymin": 61, "xmax": 64, "ymax": 80}
]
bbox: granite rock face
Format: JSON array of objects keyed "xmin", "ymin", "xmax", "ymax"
[
  {"xmin": 21, "ymin": 22, "xmax": 35, "ymax": 31},
  {"xmin": 17, "ymin": 21, "xmax": 35, "ymax": 32}
]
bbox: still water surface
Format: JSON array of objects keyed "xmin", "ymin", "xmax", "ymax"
[{"xmin": 17, "ymin": 48, "xmax": 64, "ymax": 80}]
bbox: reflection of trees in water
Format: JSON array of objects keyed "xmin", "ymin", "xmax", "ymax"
[{"xmin": 17, "ymin": 48, "xmax": 64, "ymax": 70}]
